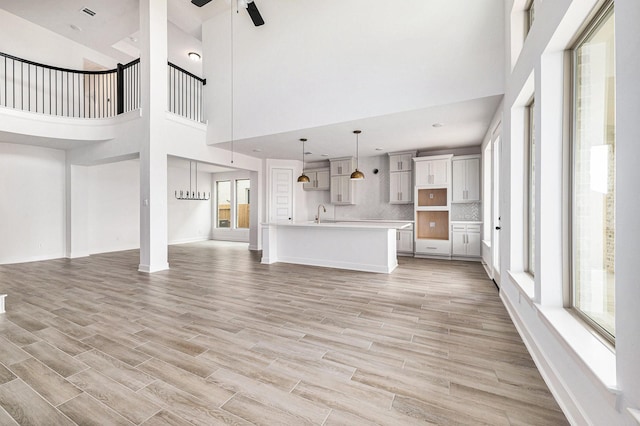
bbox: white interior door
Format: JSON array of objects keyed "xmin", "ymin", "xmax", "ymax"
[
  {"xmin": 492, "ymin": 132, "xmax": 502, "ymax": 286},
  {"xmin": 270, "ymin": 168, "xmax": 293, "ymax": 223}
]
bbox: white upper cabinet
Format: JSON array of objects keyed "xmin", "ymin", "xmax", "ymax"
[
  {"xmin": 303, "ymin": 168, "xmax": 330, "ymax": 191},
  {"xmin": 330, "ymin": 158, "xmax": 354, "ymax": 176},
  {"xmin": 390, "ymin": 171, "xmax": 412, "ymax": 204},
  {"xmin": 452, "ymin": 155, "xmax": 480, "ymax": 202},
  {"xmin": 389, "ymin": 153, "xmax": 414, "ymax": 172},
  {"xmin": 389, "ymin": 151, "xmax": 416, "ymax": 204},
  {"xmin": 330, "ymin": 157, "xmax": 355, "ymax": 205},
  {"xmin": 330, "ymin": 175, "xmax": 354, "ymax": 204},
  {"xmin": 414, "ymin": 155, "xmax": 452, "ymax": 187}
]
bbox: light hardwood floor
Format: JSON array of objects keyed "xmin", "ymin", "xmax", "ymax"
[{"xmin": 0, "ymin": 241, "xmax": 568, "ymax": 425}]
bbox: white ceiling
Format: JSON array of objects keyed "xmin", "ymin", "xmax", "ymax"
[{"xmin": 0, "ymin": 0, "xmax": 505, "ymax": 162}]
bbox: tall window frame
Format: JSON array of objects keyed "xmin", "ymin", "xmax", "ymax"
[
  {"xmin": 570, "ymin": 1, "xmax": 616, "ymax": 343},
  {"xmin": 525, "ymin": 98, "xmax": 535, "ymax": 276},
  {"xmin": 215, "ymin": 180, "xmax": 232, "ymax": 228},
  {"xmin": 235, "ymin": 179, "xmax": 251, "ymax": 229}
]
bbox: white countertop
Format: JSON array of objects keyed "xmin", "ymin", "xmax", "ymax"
[
  {"xmin": 450, "ymin": 220, "xmax": 483, "ymax": 224},
  {"xmin": 264, "ymin": 221, "xmax": 412, "ymax": 230}
]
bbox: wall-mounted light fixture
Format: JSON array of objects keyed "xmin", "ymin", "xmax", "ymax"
[
  {"xmin": 188, "ymin": 52, "xmax": 201, "ymax": 61},
  {"xmin": 350, "ymin": 130, "xmax": 365, "ymax": 180},
  {"xmin": 297, "ymin": 138, "xmax": 310, "ymax": 183}
]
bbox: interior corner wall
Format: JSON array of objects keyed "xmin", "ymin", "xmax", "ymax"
[
  {"xmin": 0, "ymin": 143, "xmax": 66, "ymax": 264},
  {"xmin": 168, "ymin": 166, "xmax": 212, "ymax": 244},
  {"xmin": 87, "ymin": 159, "xmax": 140, "ymax": 254}
]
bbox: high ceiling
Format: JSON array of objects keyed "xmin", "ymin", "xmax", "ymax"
[{"xmin": 0, "ymin": 0, "xmax": 505, "ymax": 162}]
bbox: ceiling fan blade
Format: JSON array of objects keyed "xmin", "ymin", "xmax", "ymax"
[
  {"xmin": 246, "ymin": 1, "xmax": 265, "ymax": 26},
  {"xmin": 191, "ymin": 0, "xmax": 213, "ymax": 7}
]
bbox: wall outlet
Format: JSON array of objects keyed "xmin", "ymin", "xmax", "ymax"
[{"xmin": 430, "ymin": 222, "xmax": 436, "ymax": 228}]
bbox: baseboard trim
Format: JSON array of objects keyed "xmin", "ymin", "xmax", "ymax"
[
  {"xmin": 500, "ymin": 292, "xmax": 587, "ymax": 425},
  {"xmin": 138, "ymin": 262, "xmax": 170, "ymax": 273}
]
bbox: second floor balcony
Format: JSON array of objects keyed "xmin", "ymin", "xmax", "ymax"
[{"xmin": 0, "ymin": 51, "xmax": 206, "ymax": 124}]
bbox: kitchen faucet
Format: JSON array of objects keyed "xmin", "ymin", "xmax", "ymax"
[{"xmin": 316, "ymin": 204, "xmax": 326, "ymax": 223}]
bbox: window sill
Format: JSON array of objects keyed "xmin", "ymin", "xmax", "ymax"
[
  {"xmin": 535, "ymin": 304, "xmax": 617, "ymax": 393},
  {"xmin": 508, "ymin": 270, "xmax": 535, "ymax": 300}
]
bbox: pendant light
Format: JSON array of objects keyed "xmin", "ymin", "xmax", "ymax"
[
  {"xmin": 297, "ymin": 138, "xmax": 310, "ymax": 183},
  {"xmin": 350, "ymin": 130, "xmax": 365, "ymax": 180}
]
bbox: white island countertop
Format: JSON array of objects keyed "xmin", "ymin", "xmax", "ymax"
[
  {"xmin": 261, "ymin": 220, "xmax": 411, "ymax": 273},
  {"xmin": 265, "ymin": 221, "xmax": 412, "ymax": 229}
]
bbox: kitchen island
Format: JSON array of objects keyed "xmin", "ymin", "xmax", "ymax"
[{"xmin": 261, "ymin": 221, "xmax": 412, "ymax": 273}]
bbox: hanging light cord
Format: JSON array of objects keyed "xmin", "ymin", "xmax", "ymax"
[{"xmin": 356, "ymin": 132, "xmax": 359, "ymax": 170}]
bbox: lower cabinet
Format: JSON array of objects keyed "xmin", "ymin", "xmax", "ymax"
[
  {"xmin": 396, "ymin": 228, "xmax": 414, "ymax": 254},
  {"xmin": 451, "ymin": 223, "xmax": 481, "ymax": 257},
  {"xmin": 414, "ymin": 238, "xmax": 451, "ymax": 256}
]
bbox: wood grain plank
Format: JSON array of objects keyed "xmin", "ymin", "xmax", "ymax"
[
  {"xmin": 0, "ymin": 379, "xmax": 75, "ymax": 425},
  {"xmin": 58, "ymin": 392, "xmax": 134, "ymax": 426},
  {"xmin": 67, "ymin": 368, "xmax": 160, "ymax": 424},
  {"xmin": 9, "ymin": 358, "xmax": 82, "ymax": 406},
  {"xmin": 22, "ymin": 340, "xmax": 88, "ymax": 378}
]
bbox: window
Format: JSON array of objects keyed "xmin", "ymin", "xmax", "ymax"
[
  {"xmin": 525, "ymin": 99, "xmax": 535, "ymax": 276},
  {"xmin": 235, "ymin": 179, "xmax": 250, "ymax": 229},
  {"xmin": 216, "ymin": 181, "xmax": 231, "ymax": 228},
  {"xmin": 571, "ymin": 3, "xmax": 615, "ymax": 340}
]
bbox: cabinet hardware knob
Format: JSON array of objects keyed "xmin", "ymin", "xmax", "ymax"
[{"xmin": 495, "ymin": 226, "xmax": 501, "ymax": 230}]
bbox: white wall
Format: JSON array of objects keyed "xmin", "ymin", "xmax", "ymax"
[
  {"xmin": 87, "ymin": 159, "xmax": 140, "ymax": 254},
  {"xmin": 500, "ymin": 1, "xmax": 640, "ymax": 424},
  {"xmin": 0, "ymin": 9, "xmax": 118, "ymax": 70},
  {"xmin": 202, "ymin": 0, "xmax": 505, "ymax": 144},
  {"xmin": 168, "ymin": 166, "xmax": 212, "ymax": 244},
  {"xmin": 0, "ymin": 143, "xmax": 66, "ymax": 264}
]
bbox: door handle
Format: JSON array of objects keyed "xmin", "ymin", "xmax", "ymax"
[{"xmin": 495, "ymin": 226, "xmax": 501, "ymax": 230}]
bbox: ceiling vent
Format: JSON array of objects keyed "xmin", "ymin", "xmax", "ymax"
[{"xmin": 81, "ymin": 7, "xmax": 96, "ymax": 17}]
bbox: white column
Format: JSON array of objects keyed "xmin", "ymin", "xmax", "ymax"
[
  {"xmin": 138, "ymin": 0, "xmax": 169, "ymax": 273},
  {"xmin": 65, "ymin": 163, "xmax": 89, "ymax": 258}
]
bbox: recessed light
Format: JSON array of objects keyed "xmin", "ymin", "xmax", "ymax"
[
  {"xmin": 432, "ymin": 122, "xmax": 444, "ymax": 128},
  {"xmin": 70, "ymin": 24, "xmax": 82, "ymax": 31},
  {"xmin": 304, "ymin": 152, "xmax": 313, "ymax": 155},
  {"xmin": 375, "ymin": 147, "xmax": 383, "ymax": 151},
  {"xmin": 321, "ymin": 154, "xmax": 329, "ymax": 157},
  {"xmin": 188, "ymin": 52, "xmax": 201, "ymax": 61},
  {"xmin": 252, "ymin": 148, "xmax": 262, "ymax": 152}
]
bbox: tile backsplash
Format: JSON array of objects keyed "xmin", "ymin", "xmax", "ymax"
[
  {"xmin": 451, "ymin": 202, "xmax": 482, "ymax": 221},
  {"xmin": 334, "ymin": 156, "xmax": 414, "ymax": 220}
]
